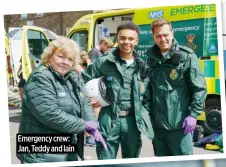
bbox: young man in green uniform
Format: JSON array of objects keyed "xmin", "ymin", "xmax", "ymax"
[
  {"xmin": 145, "ymin": 18, "xmax": 207, "ymax": 156},
  {"xmin": 82, "ymin": 21, "xmax": 154, "ymax": 159}
]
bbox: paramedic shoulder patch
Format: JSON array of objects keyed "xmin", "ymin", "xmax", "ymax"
[{"xmin": 169, "ymin": 69, "xmax": 178, "ymax": 80}]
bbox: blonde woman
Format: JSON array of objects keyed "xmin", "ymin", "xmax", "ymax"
[
  {"xmin": 80, "ymin": 50, "xmax": 91, "ymax": 69},
  {"xmin": 17, "ymin": 37, "xmax": 106, "ymax": 163}
]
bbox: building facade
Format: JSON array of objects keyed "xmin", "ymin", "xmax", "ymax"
[{"xmin": 4, "ymin": 10, "xmax": 93, "ymax": 36}]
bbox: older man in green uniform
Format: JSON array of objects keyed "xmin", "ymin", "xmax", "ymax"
[
  {"xmin": 82, "ymin": 21, "xmax": 154, "ymax": 159},
  {"xmin": 145, "ymin": 18, "xmax": 207, "ymax": 156}
]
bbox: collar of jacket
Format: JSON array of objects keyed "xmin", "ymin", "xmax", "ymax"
[
  {"xmin": 107, "ymin": 47, "xmax": 148, "ymax": 78},
  {"xmin": 106, "ymin": 47, "xmax": 140, "ymax": 65},
  {"xmin": 47, "ymin": 64, "xmax": 71, "ymax": 81},
  {"xmin": 147, "ymin": 38, "xmax": 180, "ymax": 64}
]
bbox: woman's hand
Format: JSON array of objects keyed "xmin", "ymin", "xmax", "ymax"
[
  {"xmin": 85, "ymin": 120, "xmax": 99, "ymax": 132},
  {"xmin": 89, "ymin": 97, "xmax": 101, "ymax": 118},
  {"xmin": 91, "ymin": 130, "xmax": 107, "ymax": 150}
]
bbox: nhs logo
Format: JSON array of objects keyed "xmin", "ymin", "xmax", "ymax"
[{"xmin": 148, "ymin": 10, "xmax": 164, "ymax": 19}]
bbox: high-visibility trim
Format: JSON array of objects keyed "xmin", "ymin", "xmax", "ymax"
[
  {"xmin": 215, "ymin": 59, "xmax": 219, "ymax": 78},
  {"xmin": 199, "ymin": 60, "xmax": 205, "ymax": 73},
  {"xmin": 206, "ymin": 78, "xmax": 216, "ymax": 94},
  {"xmin": 204, "ymin": 60, "xmax": 215, "ymax": 77},
  {"xmin": 196, "ymin": 111, "xmax": 206, "ymax": 121},
  {"xmin": 215, "ymin": 79, "xmax": 220, "ymax": 94}
]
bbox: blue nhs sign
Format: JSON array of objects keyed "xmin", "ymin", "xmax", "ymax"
[{"xmin": 148, "ymin": 10, "xmax": 164, "ymax": 19}]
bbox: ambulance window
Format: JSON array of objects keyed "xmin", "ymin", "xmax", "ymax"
[
  {"xmin": 70, "ymin": 31, "xmax": 88, "ymax": 52},
  {"xmin": 43, "ymin": 30, "xmax": 58, "ymax": 41},
  {"xmin": 27, "ymin": 29, "xmax": 49, "ymax": 59}
]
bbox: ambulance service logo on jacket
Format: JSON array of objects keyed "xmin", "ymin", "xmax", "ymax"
[{"xmin": 169, "ymin": 69, "xmax": 178, "ymax": 80}]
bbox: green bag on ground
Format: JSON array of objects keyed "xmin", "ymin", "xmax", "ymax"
[{"xmin": 215, "ymin": 133, "xmax": 223, "ymax": 148}]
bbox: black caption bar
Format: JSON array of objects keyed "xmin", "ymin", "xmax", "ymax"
[{"xmin": 16, "ymin": 134, "xmax": 76, "ymax": 154}]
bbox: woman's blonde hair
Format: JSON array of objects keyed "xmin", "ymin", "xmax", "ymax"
[
  {"xmin": 80, "ymin": 50, "xmax": 88, "ymax": 61},
  {"xmin": 41, "ymin": 36, "xmax": 80, "ymax": 68}
]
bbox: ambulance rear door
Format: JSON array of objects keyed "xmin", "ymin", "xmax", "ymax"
[{"xmin": 21, "ymin": 26, "xmax": 57, "ymax": 80}]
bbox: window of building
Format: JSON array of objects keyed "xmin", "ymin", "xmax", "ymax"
[
  {"xmin": 20, "ymin": 14, "xmax": 27, "ymax": 20},
  {"xmin": 35, "ymin": 13, "xmax": 44, "ymax": 18}
]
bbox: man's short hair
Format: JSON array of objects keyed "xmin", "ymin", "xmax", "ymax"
[
  {"xmin": 117, "ymin": 21, "xmax": 140, "ymax": 35},
  {"xmin": 151, "ymin": 18, "xmax": 173, "ymax": 33},
  {"xmin": 99, "ymin": 37, "xmax": 114, "ymax": 47}
]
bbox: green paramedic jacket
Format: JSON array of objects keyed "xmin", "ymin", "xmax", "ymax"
[
  {"xmin": 145, "ymin": 40, "xmax": 207, "ymax": 130},
  {"xmin": 17, "ymin": 64, "xmax": 96, "ymax": 163},
  {"xmin": 82, "ymin": 47, "xmax": 154, "ymax": 140}
]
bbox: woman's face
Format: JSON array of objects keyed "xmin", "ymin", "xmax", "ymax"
[{"xmin": 49, "ymin": 50, "xmax": 74, "ymax": 76}]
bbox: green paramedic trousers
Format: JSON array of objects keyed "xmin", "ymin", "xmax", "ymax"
[
  {"xmin": 96, "ymin": 115, "xmax": 142, "ymax": 159},
  {"xmin": 152, "ymin": 128, "xmax": 193, "ymax": 156}
]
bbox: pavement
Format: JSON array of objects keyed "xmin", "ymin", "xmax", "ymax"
[{"xmin": 9, "ymin": 105, "xmax": 222, "ymax": 164}]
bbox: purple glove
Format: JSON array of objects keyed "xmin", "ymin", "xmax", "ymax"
[
  {"xmin": 91, "ymin": 130, "xmax": 107, "ymax": 150},
  {"xmin": 182, "ymin": 116, "xmax": 197, "ymax": 134},
  {"xmin": 85, "ymin": 121, "xmax": 99, "ymax": 132}
]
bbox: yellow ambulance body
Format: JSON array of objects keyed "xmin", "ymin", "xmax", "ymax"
[{"xmin": 67, "ymin": 4, "xmax": 221, "ymax": 135}]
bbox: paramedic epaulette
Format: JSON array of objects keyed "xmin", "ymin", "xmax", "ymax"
[
  {"xmin": 179, "ymin": 45, "xmax": 194, "ymax": 54},
  {"xmin": 37, "ymin": 65, "xmax": 47, "ymax": 72}
]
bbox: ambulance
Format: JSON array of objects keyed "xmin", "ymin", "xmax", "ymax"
[
  {"xmin": 5, "ymin": 26, "xmax": 58, "ymax": 107},
  {"xmin": 5, "ymin": 31, "xmax": 14, "ymax": 86},
  {"xmin": 67, "ymin": 4, "xmax": 222, "ymax": 136},
  {"xmin": 18, "ymin": 4, "xmax": 222, "ymax": 136},
  {"xmin": 7, "ymin": 26, "xmax": 58, "ymax": 82}
]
